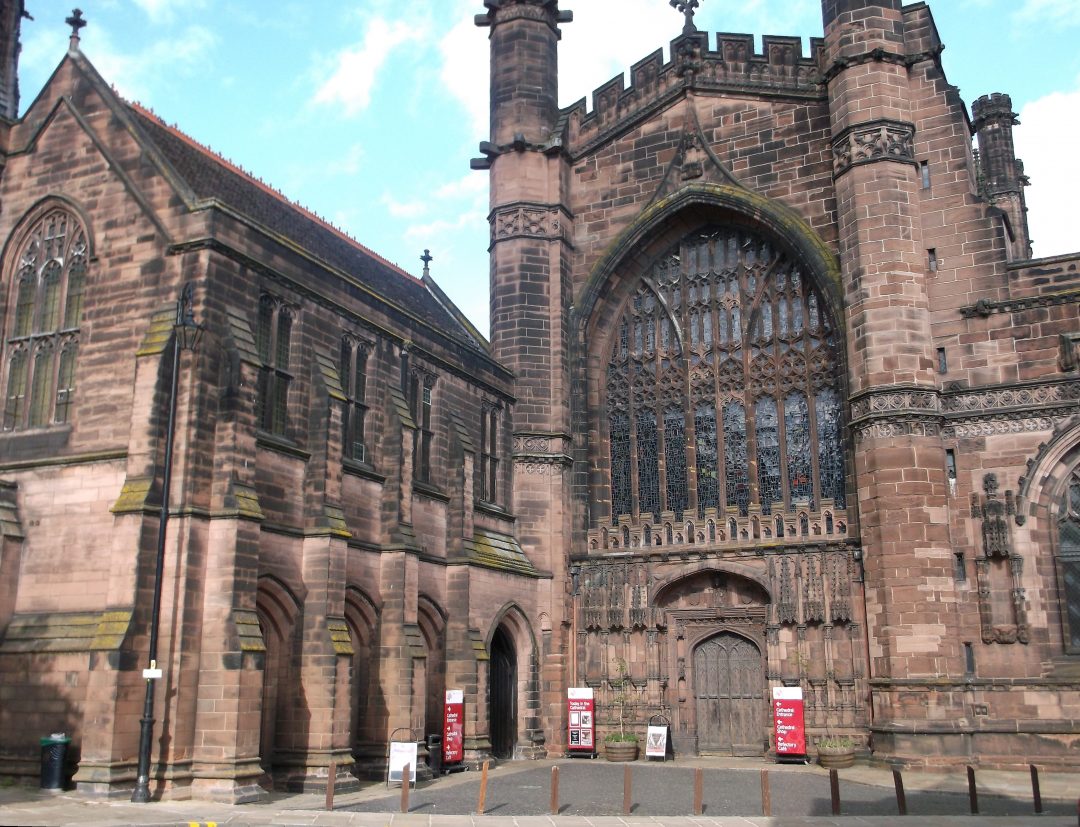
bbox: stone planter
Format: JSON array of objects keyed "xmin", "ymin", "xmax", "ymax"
[
  {"xmin": 817, "ymin": 744, "xmax": 855, "ymax": 769},
  {"xmin": 604, "ymin": 740, "xmax": 639, "ymax": 762}
]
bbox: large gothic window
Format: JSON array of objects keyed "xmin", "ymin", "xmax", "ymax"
[
  {"xmin": 3, "ymin": 208, "xmax": 88, "ymax": 430},
  {"xmin": 600, "ymin": 225, "xmax": 846, "ymax": 548},
  {"xmin": 1058, "ymin": 469, "xmax": 1080, "ymax": 653}
]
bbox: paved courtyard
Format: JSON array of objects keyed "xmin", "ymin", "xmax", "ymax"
[{"xmin": 0, "ymin": 758, "xmax": 1076, "ymax": 827}]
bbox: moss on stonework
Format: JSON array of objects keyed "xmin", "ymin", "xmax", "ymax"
[
  {"xmin": 110, "ymin": 476, "xmax": 154, "ymax": 513},
  {"xmin": 0, "ymin": 609, "xmax": 132, "ymax": 653}
]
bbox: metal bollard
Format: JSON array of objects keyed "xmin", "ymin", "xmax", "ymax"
[
  {"xmin": 967, "ymin": 765, "xmax": 978, "ymax": 815},
  {"xmin": 477, "ymin": 759, "xmax": 489, "ymax": 815},
  {"xmin": 760, "ymin": 769, "xmax": 772, "ymax": 816},
  {"xmin": 400, "ymin": 763, "xmax": 410, "ymax": 813},
  {"xmin": 550, "ymin": 765, "xmax": 559, "ymax": 815},
  {"xmin": 1031, "ymin": 764, "xmax": 1043, "ymax": 814},
  {"xmin": 830, "ymin": 768, "xmax": 840, "ymax": 816},
  {"xmin": 623, "ymin": 765, "xmax": 633, "ymax": 815},
  {"xmin": 325, "ymin": 761, "xmax": 336, "ymax": 811},
  {"xmin": 892, "ymin": 769, "xmax": 906, "ymax": 816},
  {"xmin": 693, "ymin": 768, "xmax": 703, "ymax": 815}
]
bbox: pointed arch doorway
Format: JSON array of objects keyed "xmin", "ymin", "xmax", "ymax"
[
  {"xmin": 488, "ymin": 626, "xmax": 517, "ymax": 758},
  {"xmin": 693, "ymin": 632, "xmax": 765, "ymax": 755}
]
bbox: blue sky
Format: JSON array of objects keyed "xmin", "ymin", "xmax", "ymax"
[{"xmin": 18, "ymin": 0, "xmax": 1080, "ymax": 337}]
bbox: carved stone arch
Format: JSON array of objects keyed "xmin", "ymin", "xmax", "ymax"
[
  {"xmin": 485, "ymin": 603, "xmax": 539, "ymax": 759},
  {"xmin": 652, "ymin": 563, "xmax": 773, "ymax": 607},
  {"xmin": 343, "ymin": 586, "xmax": 380, "ymax": 754},
  {"xmin": 255, "ymin": 576, "xmax": 302, "ymax": 776},
  {"xmin": 573, "ymin": 183, "xmax": 844, "ymax": 349},
  {"xmin": 0, "ymin": 194, "xmax": 97, "ymax": 272},
  {"xmin": 580, "ymin": 183, "xmax": 851, "ymax": 537},
  {"xmin": 417, "ymin": 594, "xmax": 447, "ymax": 738},
  {"xmin": 1015, "ymin": 420, "xmax": 1080, "ymax": 653}
]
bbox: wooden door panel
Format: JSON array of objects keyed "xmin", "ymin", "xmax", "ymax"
[{"xmin": 692, "ymin": 633, "xmax": 763, "ymax": 755}]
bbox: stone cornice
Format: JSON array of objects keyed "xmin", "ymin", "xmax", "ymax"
[
  {"xmin": 959, "ymin": 288, "xmax": 1080, "ymax": 319},
  {"xmin": 821, "ymin": 46, "xmax": 944, "ymax": 86}
]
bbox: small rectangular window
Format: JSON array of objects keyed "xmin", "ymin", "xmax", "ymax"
[
  {"xmin": 946, "ymin": 448, "xmax": 957, "ymax": 496},
  {"xmin": 937, "ymin": 347, "xmax": 948, "ymax": 374},
  {"xmin": 953, "ymin": 551, "xmax": 967, "ymax": 582},
  {"xmin": 928, "ymin": 249, "xmax": 938, "ymax": 272},
  {"xmin": 963, "ymin": 642, "xmax": 975, "ymax": 675},
  {"xmin": 920, "ymin": 160, "xmax": 931, "ymax": 190}
]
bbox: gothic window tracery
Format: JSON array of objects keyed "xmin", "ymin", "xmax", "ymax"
[
  {"xmin": 602, "ymin": 225, "xmax": 846, "ymax": 541},
  {"xmin": 4, "ymin": 207, "xmax": 88, "ymax": 430},
  {"xmin": 1058, "ymin": 468, "xmax": 1080, "ymax": 653}
]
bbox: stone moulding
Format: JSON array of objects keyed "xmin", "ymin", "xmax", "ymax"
[
  {"xmin": 959, "ymin": 288, "xmax": 1080, "ymax": 319},
  {"xmin": 850, "ymin": 380, "xmax": 1080, "ymax": 440},
  {"xmin": 831, "ymin": 119, "xmax": 917, "ymax": 178}
]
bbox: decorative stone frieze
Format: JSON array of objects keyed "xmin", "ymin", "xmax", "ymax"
[
  {"xmin": 831, "ymin": 119, "xmax": 916, "ymax": 178},
  {"xmin": 489, "ymin": 203, "xmax": 569, "ymax": 246}
]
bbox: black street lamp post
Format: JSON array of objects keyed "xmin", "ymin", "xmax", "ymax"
[{"xmin": 131, "ymin": 282, "xmax": 203, "ymax": 804}]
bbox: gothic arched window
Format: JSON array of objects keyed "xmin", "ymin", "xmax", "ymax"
[
  {"xmin": 4, "ymin": 207, "xmax": 88, "ymax": 430},
  {"xmin": 1058, "ymin": 468, "xmax": 1080, "ymax": 653},
  {"xmin": 602, "ymin": 225, "xmax": 846, "ymax": 545}
]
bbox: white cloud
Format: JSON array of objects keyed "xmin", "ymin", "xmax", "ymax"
[
  {"xmin": 133, "ymin": 0, "xmax": 207, "ymax": 24},
  {"xmin": 1015, "ymin": 80, "xmax": 1080, "ymax": 258},
  {"xmin": 434, "ymin": 172, "xmax": 487, "ymax": 201},
  {"xmin": 314, "ymin": 16, "xmax": 417, "ymax": 117},
  {"xmin": 439, "ymin": 10, "xmax": 489, "ymax": 140},
  {"xmin": 382, "ymin": 195, "xmax": 428, "ymax": 219},
  {"xmin": 82, "ymin": 26, "xmax": 217, "ymax": 106},
  {"xmin": 1016, "ymin": 0, "xmax": 1080, "ymax": 26},
  {"xmin": 328, "ymin": 143, "xmax": 366, "ymax": 176}
]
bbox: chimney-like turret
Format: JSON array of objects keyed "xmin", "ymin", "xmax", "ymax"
[
  {"xmin": 0, "ymin": 0, "xmax": 26, "ymax": 120},
  {"xmin": 972, "ymin": 93, "xmax": 1032, "ymax": 260}
]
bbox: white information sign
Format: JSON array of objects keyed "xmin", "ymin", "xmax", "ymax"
[
  {"xmin": 645, "ymin": 725, "xmax": 668, "ymax": 758},
  {"xmin": 388, "ymin": 741, "xmax": 418, "ymax": 785}
]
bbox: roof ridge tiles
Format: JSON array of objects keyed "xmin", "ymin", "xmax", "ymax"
[{"xmin": 125, "ymin": 99, "xmax": 424, "ymax": 289}]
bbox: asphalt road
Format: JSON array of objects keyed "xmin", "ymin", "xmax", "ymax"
[{"xmin": 344, "ymin": 761, "xmax": 1073, "ymax": 818}]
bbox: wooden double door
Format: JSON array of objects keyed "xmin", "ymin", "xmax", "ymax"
[{"xmin": 692, "ymin": 632, "xmax": 764, "ymax": 755}]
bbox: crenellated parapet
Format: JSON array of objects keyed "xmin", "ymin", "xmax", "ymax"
[{"xmin": 565, "ymin": 32, "xmax": 824, "ymax": 156}]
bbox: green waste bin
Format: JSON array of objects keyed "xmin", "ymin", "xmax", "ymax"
[{"xmin": 39, "ymin": 733, "xmax": 70, "ymax": 790}]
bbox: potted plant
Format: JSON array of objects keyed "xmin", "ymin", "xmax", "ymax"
[
  {"xmin": 603, "ymin": 657, "xmax": 639, "ymax": 761},
  {"xmin": 604, "ymin": 730, "xmax": 639, "ymax": 762},
  {"xmin": 816, "ymin": 735, "xmax": 856, "ymax": 769}
]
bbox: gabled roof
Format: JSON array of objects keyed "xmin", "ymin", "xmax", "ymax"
[
  {"xmin": 126, "ymin": 103, "xmax": 483, "ymax": 350},
  {"xmin": 24, "ymin": 48, "xmax": 486, "ymax": 354}
]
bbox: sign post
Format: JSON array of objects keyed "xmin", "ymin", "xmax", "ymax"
[
  {"xmin": 567, "ymin": 687, "xmax": 595, "ymax": 756},
  {"xmin": 772, "ymin": 686, "xmax": 806, "ymax": 763},
  {"xmin": 645, "ymin": 713, "xmax": 673, "ymax": 761},
  {"xmin": 443, "ymin": 689, "xmax": 464, "ymax": 770},
  {"xmin": 388, "ymin": 740, "xmax": 418, "ymax": 786}
]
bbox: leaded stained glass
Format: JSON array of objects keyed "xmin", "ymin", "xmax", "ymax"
[
  {"xmin": 1059, "ymin": 470, "xmax": 1080, "ymax": 652},
  {"xmin": 664, "ymin": 407, "xmax": 689, "ymax": 518},
  {"xmin": 4, "ymin": 207, "xmax": 88, "ymax": 430},
  {"xmin": 603, "ymin": 224, "xmax": 847, "ymax": 539},
  {"xmin": 637, "ymin": 410, "xmax": 660, "ymax": 520},
  {"xmin": 723, "ymin": 401, "xmax": 749, "ymax": 515},
  {"xmin": 695, "ymin": 404, "xmax": 719, "ymax": 516}
]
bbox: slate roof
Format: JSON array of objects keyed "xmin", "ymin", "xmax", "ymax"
[{"xmin": 126, "ymin": 103, "xmax": 483, "ymax": 350}]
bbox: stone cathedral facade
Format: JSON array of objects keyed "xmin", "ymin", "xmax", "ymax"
[{"xmin": 0, "ymin": 0, "xmax": 1077, "ymax": 801}]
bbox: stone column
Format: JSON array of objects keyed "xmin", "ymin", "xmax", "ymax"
[
  {"xmin": 822, "ymin": 0, "xmax": 960, "ymax": 756},
  {"xmin": 476, "ymin": 0, "xmax": 575, "ymax": 755}
]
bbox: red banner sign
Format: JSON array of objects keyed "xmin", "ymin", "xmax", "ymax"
[
  {"xmin": 773, "ymin": 686, "xmax": 806, "ymax": 757},
  {"xmin": 567, "ymin": 687, "xmax": 594, "ymax": 752},
  {"xmin": 443, "ymin": 689, "xmax": 464, "ymax": 764}
]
